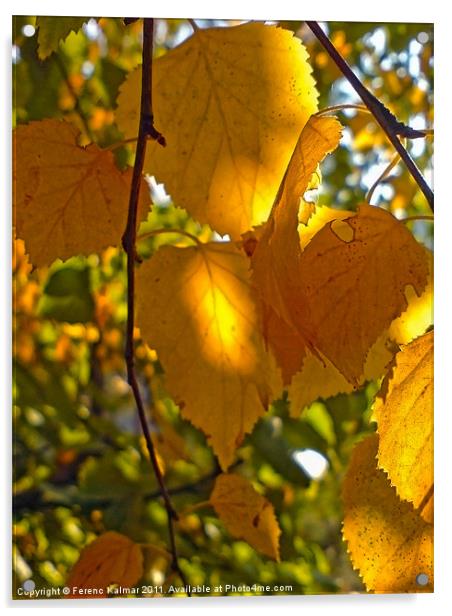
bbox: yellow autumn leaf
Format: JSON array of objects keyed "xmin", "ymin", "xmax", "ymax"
[
  {"xmin": 116, "ymin": 22, "xmax": 318, "ymax": 238},
  {"xmin": 261, "ymin": 305, "xmax": 307, "ymax": 385},
  {"xmin": 66, "ymin": 531, "xmax": 143, "ymax": 596},
  {"xmin": 36, "ymin": 17, "xmax": 89, "ymax": 59},
  {"xmin": 389, "ymin": 248, "xmax": 433, "ymax": 344},
  {"xmin": 136, "ymin": 242, "xmax": 282, "ymax": 470},
  {"xmin": 288, "ymin": 332, "xmax": 395, "ymax": 415},
  {"xmin": 298, "ymin": 204, "xmax": 429, "ymax": 384},
  {"xmin": 13, "ymin": 119, "xmax": 150, "ymax": 267},
  {"xmin": 342, "ymin": 435, "xmax": 433, "ymax": 593},
  {"xmin": 251, "ymin": 115, "xmax": 343, "ymax": 382},
  {"xmin": 210, "ymin": 473, "xmax": 281, "ymax": 560},
  {"xmin": 373, "ymin": 331, "xmax": 433, "ymax": 520},
  {"xmin": 288, "ymin": 235, "xmax": 432, "ymax": 414},
  {"xmin": 299, "ymin": 204, "xmax": 353, "ymax": 248}
]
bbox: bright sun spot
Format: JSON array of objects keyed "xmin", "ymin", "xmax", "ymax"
[
  {"xmin": 292, "ymin": 449, "xmax": 329, "ymax": 480},
  {"xmin": 22, "ymin": 24, "xmax": 35, "ymax": 37}
]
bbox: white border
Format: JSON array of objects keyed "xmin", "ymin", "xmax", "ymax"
[{"xmin": 2, "ymin": 1, "xmax": 451, "ymax": 614}]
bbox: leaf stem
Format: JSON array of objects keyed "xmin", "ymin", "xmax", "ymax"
[
  {"xmin": 103, "ymin": 137, "xmax": 139, "ymax": 151},
  {"xmin": 137, "ymin": 227, "xmax": 203, "ymax": 246},
  {"xmin": 306, "ymin": 21, "xmax": 434, "ymax": 212},
  {"xmin": 121, "ymin": 17, "xmax": 188, "ymax": 591},
  {"xmin": 179, "ymin": 500, "xmax": 213, "ymax": 516},
  {"xmin": 315, "ymin": 103, "xmax": 370, "ymax": 117}
]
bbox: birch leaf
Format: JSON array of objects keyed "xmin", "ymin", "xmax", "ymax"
[
  {"xmin": 288, "ymin": 245, "xmax": 432, "ymax": 414},
  {"xmin": 299, "ymin": 205, "xmax": 429, "ymax": 384},
  {"xmin": 66, "ymin": 532, "xmax": 143, "ymax": 596},
  {"xmin": 37, "ymin": 17, "xmax": 89, "ymax": 59},
  {"xmin": 13, "ymin": 119, "xmax": 150, "ymax": 267},
  {"xmin": 342, "ymin": 435, "xmax": 433, "ymax": 593},
  {"xmin": 136, "ymin": 242, "xmax": 282, "ymax": 470},
  {"xmin": 373, "ymin": 331, "xmax": 433, "ymax": 519},
  {"xmin": 116, "ymin": 22, "xmax": 318, "ymax": 238},
  {"xmin": 211, "ymin": 473, "xmax": 281, "ymax": 560},
  {"xmin": 251, "ymin": 115, "xmax": 343, "ymax": 382}
]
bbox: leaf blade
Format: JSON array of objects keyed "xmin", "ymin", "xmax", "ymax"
[
  {"xmin": 342, "ymin": 434, "xmax": 433, "ymax": 593},
  {"xmin": 116, "ymin": 23, "xmax": 318, "ymax": 238},
  {"xmin": 211, "ymin": 473, "xmax": 281, "ymax": 560},
  {"xmin": 373, "ymin": 331, "xmax": 433, "ymax": 517},
  {"xmin": 136, "ymin": 242, "xmax": 281, "ymax": 470},
  {"xmin": 37, "ymin": 17, "xmax": 89, "ymax": 59},
  {"xmin": 13, "ymin": 119, "xmax": 150, "ymax": 266},
  {"xmin": 66, "ymin": 531, "xmax": 143, "ymax": 596}
]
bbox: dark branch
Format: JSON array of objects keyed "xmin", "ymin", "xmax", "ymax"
[
  {"xmin": 306, "ymin": 21, "xmax": 434, "ymax": 212},
  {"xmin": 121, "ymin": 17, "xmax": 187, "ymax": 590},
  {"xmin": 13, "ymin": 462, "xmax": 239, "ymax": 514}
]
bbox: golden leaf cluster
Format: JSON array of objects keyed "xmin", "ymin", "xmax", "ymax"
[{"xmin": 13, "ymin": 21, "xmax": 433, "ymax": 593}]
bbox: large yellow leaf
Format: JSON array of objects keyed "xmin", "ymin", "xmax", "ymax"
[
  {"xmin": 287, "ymin": 240, "xmax": 432, "ymax": 414},
  {"xmin": 342, "ymin": 435, "xmax": 433, "ymax": 593},
  {"xmin": 116, "ymin": 23, "xmax": 318, "ymax": 238},
  {"xmin": 298, "ymin": 205, "xmax": 429, "ymax": 384},
  {"xmin": 136, "ymin": 242, "xmax": 281, "ymax": 470},
  {"xmin": 373, "ymin": 331, "xmax": 433, "ymax": 520},
  {"xmin": 288, "ymin": 333, "xmax": 395, "ymax": 415},
  {"xmin": 210, "ymin": 473, "xmax": 281, "ymax": 560},
  {"xmin": 66, "ymin": 531, "xmax": 143, "ymax": 596},
  {"xmin": 13, "ymin": 119, "xmax": 150, "ymax": 266},
  {"xmin": 251, "ymin": 116, "xmax": 343, "ymax": 382},
  {"xmin": 36, "ymin": 17, "xmax": 88, "ymax": 59}
]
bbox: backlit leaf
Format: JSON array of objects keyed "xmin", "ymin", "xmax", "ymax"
[
  {"xmin": 299, "ymin": 204, "xmax": 352, "ymax": 248},
  {"xmin": 66, "ymin": 531, "xmax": 143, "ymax": 596},
  {"xmin": 298, "ymin": 204, "xmax": 429, "ymax": 384},
  {"xmin": 136, "ymin": 242, "xmax": 282, "ymax": 470},
  {"xmin": 373, "ymin": 331, "xmax": 433, "ymax": 520},
  {"xmin": 342, "ymin": 435, "xmax": 433, "ymax": 593},
  {"xmin": 389, "ymin": 248, "xmax": 433, "ymax": 344},
  {"xmin": 288, "ymin": 243, "xmax": 432, "ymax": 414},
  {"xmin": 210, "ymin": 473, "xmax": 281, "ymax": 560},
  {"xmin": 36, "ymin": 17, "xmax": 89, "ymax": 59},
  {"xmin": 13, "ymin": 119, "xmax": 150, "ymax": 266},
  {"xmin": 251, "ymin": 115, "xmax": 343, "ymax": 382},
  {"xmin": 288, "ymin": 333, "xmax": 394, "ymax": 415},
  {"xmin": 116, "ymin": 23, "xmax": 318, "ymax": 238}
]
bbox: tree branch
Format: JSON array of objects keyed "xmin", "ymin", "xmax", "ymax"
[
  {"xmin": 306, "ymin": 21, "xmax": 434, "ymax": 212},
  {"xmin": 121, "ymin": 17, "xmax": 187, "ymax": 589}
]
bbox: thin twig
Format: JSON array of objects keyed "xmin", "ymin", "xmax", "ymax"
[
  {"xmin": 53, "ymin": 52, "xmax": 94, "ymax": 142},
  {"xmin": 366, "ymin": 151, "xmax": 401, "ymax": 205},
  {"xmin": 401, "ymin": 215, "xmax": 434, "ymax": 223},
  {"xmin": 306, "ymin": 21, "xmax": 434, "ymax": 212},
  {"xmin": 121, "ymin": 17, "xmax": 187, "ymax": 590},
  {"xmin": 188, "ymin": 18, "xmax": 199, "ymax": 31}
]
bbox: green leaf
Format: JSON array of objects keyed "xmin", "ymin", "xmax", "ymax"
[
  {"xmin": 36, "ymin": 17, "xmax": 89, "ymax": 59},
  {"xmin": 39, "ymin": 265, "xmax": 94, "ymax": 324}
]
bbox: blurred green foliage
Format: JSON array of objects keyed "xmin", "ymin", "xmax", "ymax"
[{"xmin": 12, "ymin": 16, "xmax": 433, "ymax": 598}]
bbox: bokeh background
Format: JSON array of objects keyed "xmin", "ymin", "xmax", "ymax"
[{"xmin": 12, "ymin": 17, "xmax": 433, "ymax": 597}]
